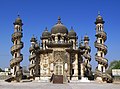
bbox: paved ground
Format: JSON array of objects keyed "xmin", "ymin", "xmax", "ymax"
[{"xmin": 0, "ymin": 80, "xmax": 120, "ymax": 89}]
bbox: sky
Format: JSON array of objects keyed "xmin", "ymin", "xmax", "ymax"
[{"xmin": 0, "ymin": 0, "xmax": 120, "ymax": 71}]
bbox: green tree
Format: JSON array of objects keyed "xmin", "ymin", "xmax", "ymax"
[
  {"xmin": 106, "ymin": 60, "xmax": 120, "ymax": 76},
  {"xmin": 0, "ymin": 68, "xmax": 4, "ymax": 72},
  {"xmin": 109, "ymin": 60, "xmax": 120, "ymax": 69}
]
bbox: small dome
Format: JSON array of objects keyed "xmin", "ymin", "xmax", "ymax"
[
  {"xmin": 51, "ymin": 17, "xmax": 68, "ymax": 34},
  {"xmin": 30, "ymin": 35, "xmax": 37, "ymax": 42},
  {"xmin": 42, "ymin": 27, "xmax": 51, "ymax": 37},
  {"xmin": 95, "ymin": 13, "xmax": 105, "ymax": 24},
  {"xmin": 84, "ymin": 35, "xmax": 89, "ymax": 41},
  {"xmin": 13, "ymin": 15, "xmax": 23, "ymax": 25},
  {"xmin": 68, "ymin": 27, "xmax": 76, "ymax": 37}
]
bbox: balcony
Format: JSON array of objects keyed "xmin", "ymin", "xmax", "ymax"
[
  {"xmin": 95, "ymin": 31, "xmax": 107, "ymax": 41},
  {"xmin": 94, "ymin": 41, "xmax": 107, "ymax": 55},
  {"xmin": 12, "ymin": 32, "xmax": 23, "ymax": 41},
  {"xmin": 29, "ymin": 46, "xmax": 35, "ymax": 52},
  {"xmin": 10, "ymin": 54, "xmax": 23, "ymax": 67},
  {"xmin": 11, "ymin": 42, "xmax": 23, "ymax": 54},
  {"xmin": 29, "ymin": 54, "xmax": 36, "ymax": 61},
  {"xmin": 29, "ymin": 63, "xmax": 35, "ymax": 69},
  {"xmin": 95, "ymin": 55, "xmax": 108, "ymax": 66},
  {"xmin": 47, "ymin": 41, "xmax": 72, "ymax": 47},
  {"xmin": 83, "ymin": 53, "xmax": 91, "ymax": 61}
]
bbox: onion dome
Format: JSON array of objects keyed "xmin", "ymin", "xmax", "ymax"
[
  {"xmin": 84, "ymin": 34, "xmax": 89, "ymax": 41},
  {"xmin": 68, "ymin": 27, "xmax": 76, "ymax": 37},
  {"xmin": 95, "ymin": 12, "xmax": 105, "ymax": 24},
  {"xmin": 42, "ymin": 27, "xmax": 51, "ymax": 37},
  {"xmin": 30, "ymin": 35, "xmax": 37, "ymax": 42},
  {"xmin": 13, "ymin": 15, "xmax": 23, "ymax": 26},
  {"xmin": 51, "ymin": 16, "xmax": 68, "ymax": 34}
]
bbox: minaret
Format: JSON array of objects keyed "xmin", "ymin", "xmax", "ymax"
[
  {"xmin": 94, "ymin": 12, "xmax": 108, "ymax": 82},
  {"xmin": 29, "ymin": 35, "xmax": 40, "ymax": 79},
  {"xmin": 83, "ymin": 35, "xmax": 92, "ymax": 78},
  {"xmin": 79, "ymin": 38, "xmax": 85, "ymax": 79},
  {"xmin": 10, "ymin": 15, "xmax": 23, "ymax": 81}
]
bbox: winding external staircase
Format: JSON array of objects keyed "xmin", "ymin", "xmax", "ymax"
[
  {"xmin": 94, "ymin": 13, "xmax": 112, "ymax": 83},
  {"xmin": 9, "ymin": 15, "xmax": 23, "ymax": 82}
]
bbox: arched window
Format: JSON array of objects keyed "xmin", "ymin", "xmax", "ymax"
[
  {"xmin": 100, "ymin": 39, "xmax": 102, "ymax": 44},
  {"xmin": 45, "ymin": 41, "xmax": 46, "ymax": 49},
  {"xmin": 58, "ymin": 35, "xmax": 61, "ymax": 43},
  {"xmin": 32, "ymin": 69, "xmax": 34, "ymax": 75},
  {"xmin": 101, "ymin": 53, "xmax": 103, "ymax": 57},
  {"xmin": 14, "ymin": 66, "xmax": 16, "ymax": 75},
  {"xmin": 71, "ymin": 41, "xmax": 73, "ymax": 47},
  {"xmin": 101, "ymin": 66, "xmax": 103, "ymax": 72},
  {"xmin": 15, "ymin": 40, "xmax": 17, "ymax": 45},
  {"xmin": 100, "ymin": 25, "xmax": 101, "ymax": 31},
  {"xmin": 15, "ymin": 53, "xmax": 17, "ymax": 58}
]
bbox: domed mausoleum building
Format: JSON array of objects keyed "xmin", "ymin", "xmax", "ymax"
[
  {"xmin": 28, "ymin": 17, "xmax": 92, "ymax": 82},
  {"xmin": 10, "ymin": 14, "xmax": 112, "ymax": 83}
]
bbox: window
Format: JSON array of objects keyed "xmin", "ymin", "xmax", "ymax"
[
  {"xmin": 72, "ymin": 69, "xmax": 74, "ymax": 75},
  {"xmin": 15, "ymin": 53, "xmax": 17, "ymax": 58},
  {"xmin": 101, "ymin": 53, "xmax": 103, "ymax": 57},
  {"xmin": 100, "ymin": 39, "xmax": 102, "ymax": 44},
  {"xmin": 101, "ymin": 66, "xmax": 103, "ymax": 72},
  {"xmin": 14, "ymin": 66, "xmax": 16, "ymax": 75},
  {"xmin": 15, "ymin": 40, "xmax": 17, "ymax": 45},
  {"xmin": 45, "ymin": 41, "xmax": 46, "ymax": 49},
  {"xmin": 32, "ymin": 69, "xmax": 34, "ymax": 75},
  {"xmin": 58, "ymin": 35, "xmax": 60, "ymax": 42},
  {"xmin": 100, "ymin": 25, "xmax": 101, "ymax": 31}
]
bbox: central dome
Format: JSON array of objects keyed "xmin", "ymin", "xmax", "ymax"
[{"xmin": 51, "ymin": 17, "xmax": 68, "ymax": 34}]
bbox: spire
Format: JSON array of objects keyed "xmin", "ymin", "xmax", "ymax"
[
  {"xmin": 45, "ymin": 27, "xmax": 48, "ymax": 31},
  {"xmin": 14, "ymin": 14, "xmax": 23, "ymax": 26},
  {"xmin": 79, "ymin": 36, "xmax": 83, "ymax": 46},
  {"xmin": 84, "ymin": 34, "xmax": 89, "ymax": 41},
  {"xmin": 98, "ymin": 11, "xmax": 100, "ymax": 16},
  {"xmin": 32, "ymin": 34, "xmax": 35, "ymax": 38},
  {"xmin": 95, "ymin": 11, "xmax": 104, "ymax": 24},
  {"xmin": 71, "ymin": 26, "xmax": 73, "ymax": 30},
  {"xmin": 57, "ymin": 16, "xmax": 62, "ymax": 24},
  {"xmin": 17, "ymin": 12, "xmax": 20, "ymax": 18},
  {"xmin": 30, "ymin": 34, "xmax": 36, "ymax": 42}
]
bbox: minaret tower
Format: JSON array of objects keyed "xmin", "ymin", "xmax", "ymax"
[
  {"xmin": 94, "ymin": 12, "xmax": 108, "ymax": 82},
  {"xmin": 29, "ymin": 35, "xmax": 40, "ymax": 79},
  {"xmin": 29, "ymin": 35, "xmax": 37, "ymax": 77},
  {"xmin": 10, "ymin": 15, "xmax": 23, "ymax": 81},
  {"xmin": 83, "ymin": 35, "xmax": 92, "ymax": 78}
]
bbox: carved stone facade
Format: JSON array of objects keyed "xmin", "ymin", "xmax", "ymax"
[{"xmin": 28, "ymin": 17, "xmax": 92, "ymax": 82}]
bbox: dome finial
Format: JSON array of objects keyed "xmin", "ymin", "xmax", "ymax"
[
  {"xmin": 45, "ymin": 27, "xmax": 48, "ymax": 31},
  {"xmin": 85, "ymin": 33, "xmax": 88, "ymax": 36},
  {"xmin": 98, "ymin": 11, "xmax": 100, "ymax": 16},
  {"xmin": 18, "ymin": 14, "xmax": 20, "ymax": 18},
  {"xmin": 32, "ymin": 34, "xmax": 35, "ymax": 38},
  {"xmin": 57, "ymin": 16, "xmax": 61, "ymax": 24},
  {"xmin": 71, "ymin": 26, "xmax": 73, "ymax": 30}
]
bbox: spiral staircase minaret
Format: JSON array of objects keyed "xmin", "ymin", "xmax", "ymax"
[
  {"xmin": 83, "ymin": 35, "xmax": 92, "ymax": 78},
  {"xmin": 94, "ymin": 13, "xmax": 112, "ymax": 82},
  {"xmin": 10, "ymin": 15, "xmax": 23, "ymax": 82},
  {"xmin": 29, "ymin": 35, "xmax": 40, "ymax": 79}
]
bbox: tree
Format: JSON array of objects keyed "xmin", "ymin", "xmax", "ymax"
[
  {"xmin": 0, "ymin": 68, "xmax": 4, "ymax": 72},
  {"xmin": 109, "ymin": 60, "xmax": 120, "ymax": 69},
  {"xmin": 106, "ymin": 60, "xmax": 120, "ymax": 76}
]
